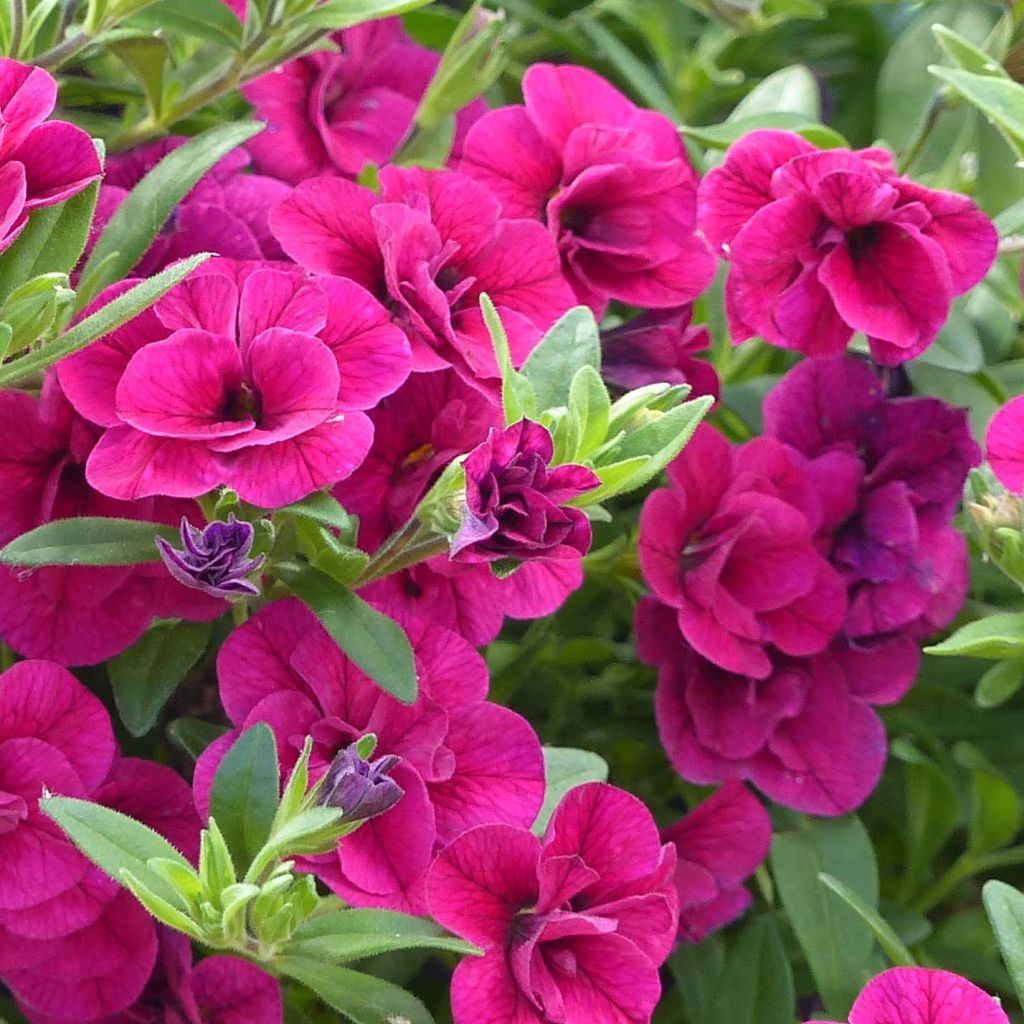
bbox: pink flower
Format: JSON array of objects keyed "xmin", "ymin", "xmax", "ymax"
[
  {"xmin": 192, "ymin": 598, "xmax": 545, "ymax": 912},
  {"xmin": 0, "ymin": 59, "xmax": 101, "ymax": 253},
  {"xmin": 459, "ymin": 64, "xmax": 716, "ymax": 314},
  {"xmin": 763, "ymin": 357, "xmax": 979, "ymax": 643},
  {"xmin": 243, "ymin": 17, "xmax": 485, "ymax": 183},
  {"xmin": 269, "ymin": 165, "xmax": 575, "ymax": 393},
  {"xmin": 661, "ymin": 781, "xmax": 770, "ymax": 942},
  {"xmin": 986, "ymin": 395, "xmax": 1024, "ymax": 493},
  {"xmin": 90, "ymin": 140, "xmax": 291, "ymax": 276},
  {"xmin": 814, "ymin": 967, "xmax": 1010, "ymax": 1024},
  {"xmin": 335, "ymin": 370, "xmax": 584, "ymax": 645},
  {"xmin": 601, "ymin": 308, "xmax": 719, "ymax": 401},
  {"xmin": 58, "ymin": 259, "xmax": 410, "ymax": 507},
  {"xmin": 637, "ymin": 423, "xmax": 848, "ymax": 679},
  {"xmin": 0, "ymin": 376, "xmax": 223, "ymax": 665},
  {"xmin": 698, "ymin": 130, "xmax": 998, "ymax": 364},
  {"xmin": 427, "ymin": 783, "xmax": 678, "ymax": 1024}
]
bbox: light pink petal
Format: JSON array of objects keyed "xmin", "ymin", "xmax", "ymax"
[
  {"xmin": 846, "ymin": 967, "xmax": 1009, "ymax": 1024},
  {"xmin": 450, "ymin": 952, "xmax": 542, "ymax": 1024},
  {"xmin": 156, "ymin": 273, "xmax": 239, "ymax": 337},
  {"xmin": 0, "ymin": 61, "xmax": 57, "ymax": 156},
  {"xmin": 987, "ymin": 396, "xmax": 1024, "ymax": 493},
  {"xmin": 238, "ymin": 268, "xmax": 327, "ymax": 345},
  {"xmin": 0, "ymin": 863, "xmax": 114, "ymax": 941},
  {"xmin": 16, "ymin": 120, "xmax": 101, "ymax": 209},
  {"xmin": 771, "ymin": 263, "xmax": 853, "ymax": 357},
  {"xmin": 0, "ymin": 160, "xmax": 26, "ymax": 249}
]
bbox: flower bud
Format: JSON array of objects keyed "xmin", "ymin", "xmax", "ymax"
[
  {"xmin": 316, "ymin": 744, "xmax": 404, "ymax": 823},
  {"xmin": 156, "ymin": 515, "xmax": 264, "ymax": 599}
]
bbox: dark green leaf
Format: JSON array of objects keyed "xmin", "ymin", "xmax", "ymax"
[
  {"xmin": 277, "ymin": 490, "xmax": 359, "ymax": 536},
  {"xmin": 521, "ymin": 307, "xmax": 601, "ymax": 415},
  {"xmin": 818, "ymin": 873, "xmax": 916, "ymax": 967},
  {"xmin": 684, "ymin": 113, "xmax": 845, "ymax": 149},
  {"xmin": 0, "ymin": 517, "xmax": 178, "ymax": 566},
  {"xmin": 127, "ymin": 0, "xmax": 243, "ymax": 48},
  {"xmin": 167, "ymin": 717, "xmax": 229, "ymax": 760},
  {"xmin": 301, "ymin": 0, "xmax": 434, "ymax": 30},
  {"xmin": 929, "ymin": 65, "xmax": 1024, "ymax": 158},
  {"xmin": 976, "ymin": 659, "xmax": 1024, "ymax": 709},
  {"xmin": 712, "ymin": 917, "xmax": 795, "ymax": 1024}
]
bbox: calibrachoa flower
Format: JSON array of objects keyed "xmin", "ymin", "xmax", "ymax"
[
  {"xmin": 270, "ymin": 165, "xmax": 575, "ymax": 392},
  {"xmin": 764, "ymin": 357, "xmax": 979, "ymax": 647},
  {"xmin": 427, "ymin": 782, "xmax": 678, "ymax": 1024},
  {"xmin": 89, "ymin": 139, "xmax": 290, "ymax": 276},
  {"xmin": 661, "ymin": 780, "xmax": 771, "ymax": 942},
  {"xmin": 0, "ymin": 375, "xmax": 223, "ymax": 666},
  {"xmin": 815, "ymin": 967, "xmax": 1010, "ymax": 1024},
  {"xmin": 600, "ymin": 307, "xmax": 719, "ymax": 401},
  {"xmin": 0, "ymin": 58, "xmax": 101, "ymax": 253},
  {"xmin": 698, "ymin": 130, "xmax": 997, "ymax": 364},
  {"xmin": 335, "ymin": 371, "xmax": 586, "ymax": 645},
  {"xmin": 638, "ymin": 423, "xmax": 848, "ymax": 679},
  {"xmin": 156, "ymin": 515, "xmax": 264, "ymax": 599},
  {"xmin": 452, "ymin": 420, "xmax": 599, "ymax": 563},
  {"xmin": 459, "ymin": 63, "xmax": 716, "ymax": 314},
  {"xmin": 986, "ymin": 395, "xmax": 1024, "ymax": 493},
  {"xmin": 58, "ymin": 259, "xmax": 410, "ymax": 507},
  {"xmin": 243, "ymin": 17, "xmax": 485, "ymax": 183},
  {"xmin": 193, "ymin": 598, "xmax": 545, "ymax": 911}
]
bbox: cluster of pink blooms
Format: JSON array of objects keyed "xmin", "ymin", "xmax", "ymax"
[{"xmin": 0, "ymin": 9, "xmax": 1007, "ymax": 1019}]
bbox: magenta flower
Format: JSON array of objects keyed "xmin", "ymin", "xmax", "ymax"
[
  {"xmin": 815, "ymin": 967, "xmax": 1010, "ymax": 1024},
  {"xmin": 243, "ymin": 17, "xmax": 485, "ymax": 184},
  {"xmin": 58, "ymin": 259, "xmax": 410, "ymax": 507},
  {"xmin": 661, "ymin": 781, "xmax": 770, "ymax": 942},
  {"xmin": 698, "ymin": 130, "xmax": 998, "ymax": 364},
  {"xmin": 0, "ymin": 59, "xmax": 101, "ymax": 253},
  {"xmin": 638, "ymin": 423, "xmax": 848, "ymax": 679},
  {"xmin": 986, "ymin": 395, "xmax": 1024, "ymax": 493},
  {"xmin": 90, "ymin": 139, "xmax": 290, "ymax": 277},
  {"xmin": 427, "ymin": 783, "xmax": 678, "ymax": 1024},
  {"xmin": 192, "ymin": 598, "xmax": 545, "ymax": 912},
  {"xmin": 269, "ymin": 166, "xmax": 575, "ymax": 392},
  {"xmin": 764, "ymin": 357, "xmax": 979, "ymax": 644},
  {"xmin": 459, "ymin": 63, "xmax": 716, "ymax": 314},
  {"xmin": 334, "ymin": 371, "xmax": 584, "ymax": 645},
  {"xmin": 601, "ymin": 308, "xmax": 719, "ymax": 401},
  {"xmin": 452, "ymin": 420, "xmax": 599, "ymax": 563},
  {"xmin": 0, "ymin": 376, "xmax": 223, "ymax": 666},
  {"xmin": 156, "ymin": 515, "xmax": 263, "ymax": 599}
]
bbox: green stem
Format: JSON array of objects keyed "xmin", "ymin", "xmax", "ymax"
[
  {"xmin": 897, "ymin": 92, "xmax": 945, "ymax": 175},
  {"xmin": 358, "ymin": 534, "xmax": 450, "ymax": 586},
  {"xmin": 912, "ymin": 844, "xmax": 1024, "ymax": 914},
  {"xmin": 35, "ymin": 29, "xmax": 92, "ymax": 70}
]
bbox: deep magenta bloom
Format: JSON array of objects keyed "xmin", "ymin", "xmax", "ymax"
[
  {"xmin": 156, "ymin": 515, "xmax": 263, "ymax": 599},
  {"xmin": 0, "ymin": 376, "xmax": 223, "ymax": 666},
  {"xmin": 0, "ymin": 59, "xmax": 101, "ymax": 253},
  {"xmin": 316, "ymin": 744, "xmax": 404, "ymax": 823},
  {"xmin": 243, "ymin": 17, "xmax": 485, "ymax": 184},
  {"xmin": 698, "ymin": 130, "xmax": 997, "ymax": 364},
  {"xmin": 815, "ymin": 967, "xmax": 1009, "ymax": 1024},
  {"xmin": 986, "ymin": 395, "xmax": 1024, "ymax": 493},
  {"xmin": 193, "ymin": 598, "xmax": 545, "ymax": 912},
  {"xmin": 452, "ymin": 420, "xmax": 599, "ymax": 563},
  {"xmin": 91, "ymin": 139, "xmax": 290, "ymax": 276},
  {"xmin": 638, "ymin": 423, "xmax": 848, "ymax": 679},
  {"xmin": 58, "ymin": 259, "xmax": 410, "ymax": 508},
  {"xmin": 335, "ymin": 371, "xmax": 585, "ymax": 645},
  {"xmin": 270, "ymin": 165, "xmax": 575, "ymax": 392},
  {"xmin": 601, "ymin": 308, "xmax": 719, "ymax": 401},
  {"xmin": 764, "ymin": 357, "xmax": 979, "ymax": 643},
  {"xmin": 459, "ymin": 63, "xmax": 716, "ymax": 314},
  {"xmin": 427, "ymin": 783, "xmax": 678, "ymax": 1024},
  {"xmin": 661, "ymin": 781, "xmax": 770, "ymax": 942}
]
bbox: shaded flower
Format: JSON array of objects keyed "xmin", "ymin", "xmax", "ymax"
[
  {"xmin": 193, "ymin": 598, "xmax": 545, "ymax": 912},
  {"xmin": 156, "ymin": 515, "xmax": 263, "ymax": 599},
  {"xmin": 269, "ymin": 165, "xmax": 575, "ymax": 394},
  {"xmin": 459, "ymin": 63, "xmax": 716, "ymax": 315},
  {"xmin": 986, "ymin": 394, "xmax": 1024, "ymax": 494},
  {"xmin": 427, "ymin": 783, "xmax": 678, "ymax": 1024},
  {"xmin": 243, "ymin": 17, "xmax": 485, "ymax": 184},
  {"xmin": 59, "ymin": 259, "xmax": 410, "ymax": 508},
  {"xmin": 0, "ymin": 59, "xmax": 101, "ymax": 254},
  {"xmin": 316, "ymin": 744, "xmax": 404, "ymax": 823},
  {"xmin": 814, "ymin": 967, "xmax": 1009, "ymax": 1024},
  {"xmin": 452, "ymin": 420, "xmax": 599, "ymax": 563},
  {"xmin": 698, "ymin": 130, "xmax": 997, "ymax": 364}
]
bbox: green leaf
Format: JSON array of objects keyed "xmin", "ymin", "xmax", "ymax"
[
  {"xmin": 0, "ymin": 517, "xmax": 179, "ymax": 566},
  {"xmin": 277, "ymin": 959, "xmax": 435, "ymax": 1024},
  {"xmin": 933, "ymin": 24, "xmax": 1008, "ymax": 78},
  {"xmin": 954, "ymin": 743, "xmax": 1023, "ymax": 856},
  {"xmin": 167, "ymin": 717, "xmax": 228, "ymax": 760},
  {"xmin": 286, "ymin": 908, "xmax": 480, "ymax": 963},
  {"xmin": 914, "ymin": 307, "xmax": 984, "ymax": 373},
  {"xmin": 976, "ymin": 659, "xmax": 1024, "ymax": 709},
  {"xmin": 712, "ymin": 917, "xmax": 795, "ymax": 1024},
  {"xmin": 277, "ymin": 491, "xmax": 358, "ymax": 536},
  {"xmin": 77, "ymin": 123, "xmax": 261, "ymax": 304},
  {"xmin": 300, "ymin": 0, "xmax": 435, "ymax": 31},
  {"xmin": 109, "ymin": 620, "xmax": 211, "ymax": 737},
  {"xmin": 770, "ymin": 814, "xmax": 878, "ymax": 1017},
  {"xmin": 925, "ymin": 614, "xmax": 1024, "ymax": 659},
  {"xmin": 730, "ymin": 64, "xmax": 821, "ymax": 120},
  {"xmin": 110, "ymin": 34, "xmax": 168, "ymax": 119},
  {"xmin": 984, "ymin": 880, "xmax": 1024, "ymax": 1009},
  {"xmin": 0, "ymin": 253, "xmax": 209, "ymax": 386},
  {"xmin": 683, "ymin": 113, "xmax": 846, "ymax": 149},
  {"xmin": 41, "ymin": 795, "xmax": 191, "ymax": 909},
  {"xmin": 126, "ymin": 0, "xmax": 243, "ymax": 50},
  {"xmin": 818, "ymin": 873, "xmax": 916, "ymax": 967},
  {"xmin": 481, "ymin": 294, "xmax": 537, "ymax": 425},
  {"xmin": 521, "ymin": 307, "xmax": 601, "ymax": 415},
  {"xmin": 929, "ymin": 65, "xmax": 1024, "ymax": 158},
  {"xmin": 533, "ymin": 747, "xmax": 609, "ymax": 834},
  {"xmin": 209, "ymin": 723, "xmax": 280, "ymax": 871},
  {"xmin": 277, "ymin": 563, "xmax": 418, "ymax": 703},
  {"xmin": 568, "ymin": 365, "xmax": 610, "ymax": 460},
  {"xmin": 120, "ymin": 869, "xmax": 205, "ymax": 939}
]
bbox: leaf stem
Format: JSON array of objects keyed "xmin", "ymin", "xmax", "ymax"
[{"xmin": 897, "ymin": 92, "xmax": 946, "ymax": 175}]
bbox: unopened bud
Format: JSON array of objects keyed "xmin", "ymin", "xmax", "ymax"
[{"xmin": 316, "ymin": 744, "xmax": 404, "ymax": 823}]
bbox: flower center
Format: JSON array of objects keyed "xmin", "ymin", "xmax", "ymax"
[
  {"xmin": 846, "ymin": 223, "xmax": 879, "ymax": 260},
  {"xmin": 224, "ymin": 382, "xmax": 261, "ymax": 422}
]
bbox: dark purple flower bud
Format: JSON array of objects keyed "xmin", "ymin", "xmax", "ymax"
[
  {"xmin": 156, "ymin": 515, "xmax": 264, "ymax": 599},
  {"xmin": 317, "ymin": 745, "xmax": 404, "ymax": 823},
  {"xmin": 451, "ymin": 420, "xmax": 600, "ymax": 564},
  {"xmin": 601, "ymin": 307, "xmax": 719, "ymax": 401}
]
